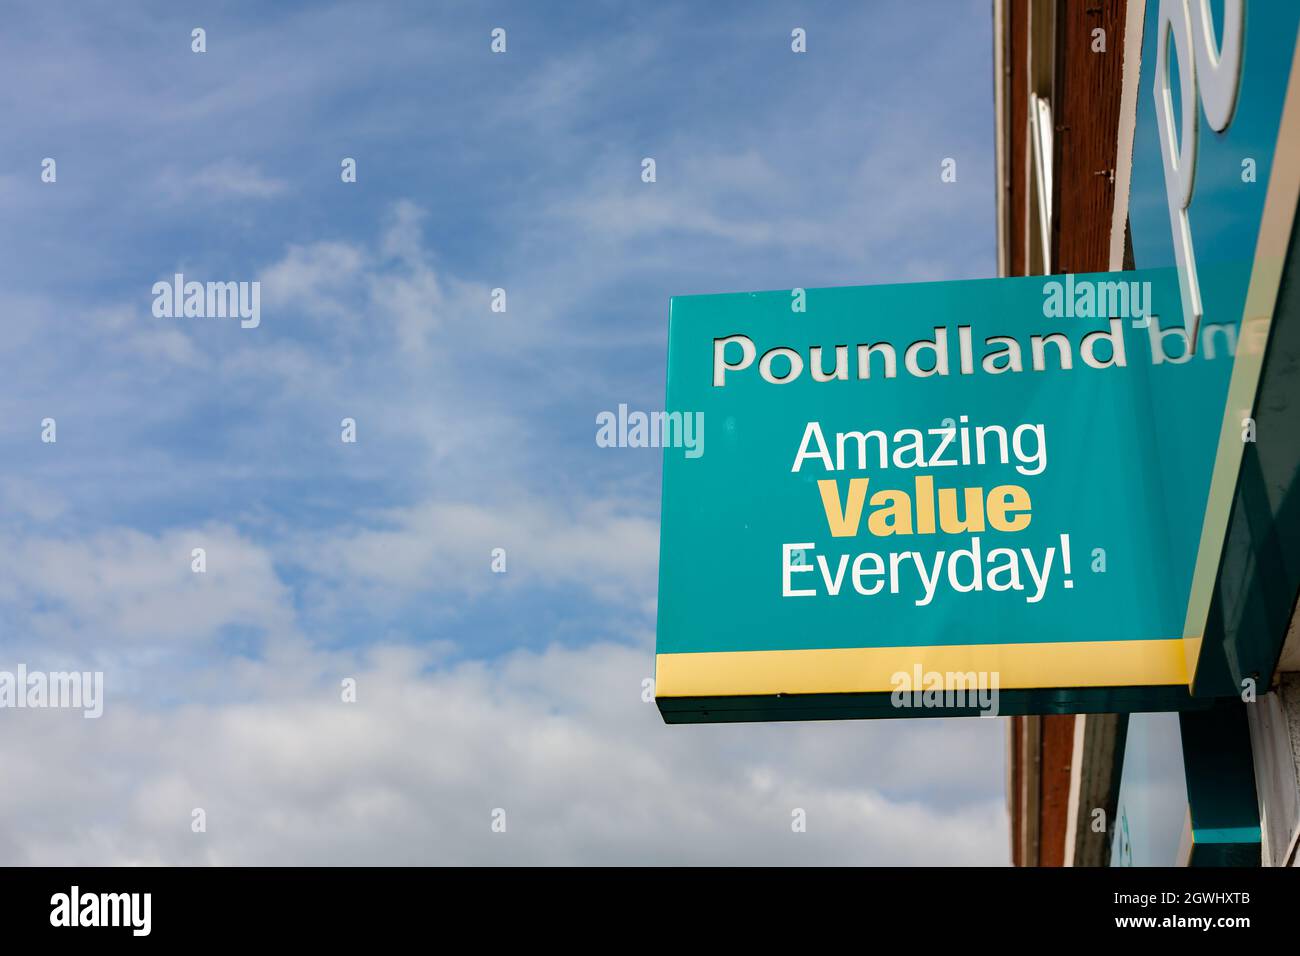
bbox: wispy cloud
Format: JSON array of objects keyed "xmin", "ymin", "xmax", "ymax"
[{"xmin": 170, "ymin": 159, "xmax": 289, "ymax": 200}]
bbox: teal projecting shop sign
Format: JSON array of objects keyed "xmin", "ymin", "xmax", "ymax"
[{"xmin": 656, "ymin": 268, "xmax": 1244, "ymax": 722}]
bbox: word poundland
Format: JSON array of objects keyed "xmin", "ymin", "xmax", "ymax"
[{"xmin": 713, "ymin": 322, "xmax": 1128, "ymax": 386}]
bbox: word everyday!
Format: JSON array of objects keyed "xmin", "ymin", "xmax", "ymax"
[
  {"xmin": 50, "ymin": 886, "xmax": 151, "ymax": 936},
  {"xmin": 596, "ymin": 404, "xmax": 704, "ymax": 458},
  {"xmin": 0, "ymin": 666, "xmax": 103, "ymax": 718},
  {"xmin": 782, "ymin": 534, "xmax": 1072, "ymax": 605},
  {"xmin": 152, "ymin": 272, "xmax": 261, "ymax": 328}
]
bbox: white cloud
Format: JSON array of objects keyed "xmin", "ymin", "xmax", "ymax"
[
  {"xmin": 0, "ymin": 641, "xmax": 1007, "ymax": 865},
  {"xmin": 0, "ymin": 477, "xmax": 68, "ymax": 523},
  {"xmin": 0, "ymin": 524, "xmax": 294, "ymax": 652},
  {"xmin": 257, "ymin": 240, "xmax": 366, "ymax": 315},
  {"xmin": 301, "ymin": 496, "xmax": 659, "ymax": 612}
]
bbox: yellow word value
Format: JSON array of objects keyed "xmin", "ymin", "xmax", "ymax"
[{"xmin": 817, "ymin": 475, "xmax": 1032, "ymax": 538}]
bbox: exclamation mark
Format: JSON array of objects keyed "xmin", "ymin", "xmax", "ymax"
[{"xmin": 1060, "ymin": 533, "xmax": 1073, "ymax": 589}]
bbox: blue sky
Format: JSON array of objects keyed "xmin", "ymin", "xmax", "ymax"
[{"xmin": 0, "ymin": 0, "xmax": 1006, "ymax": 864}]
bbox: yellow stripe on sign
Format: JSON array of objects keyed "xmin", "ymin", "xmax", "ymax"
[{"xmin": 655, "ymin": 639, "xmax": 1189, "ymax": 698}]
